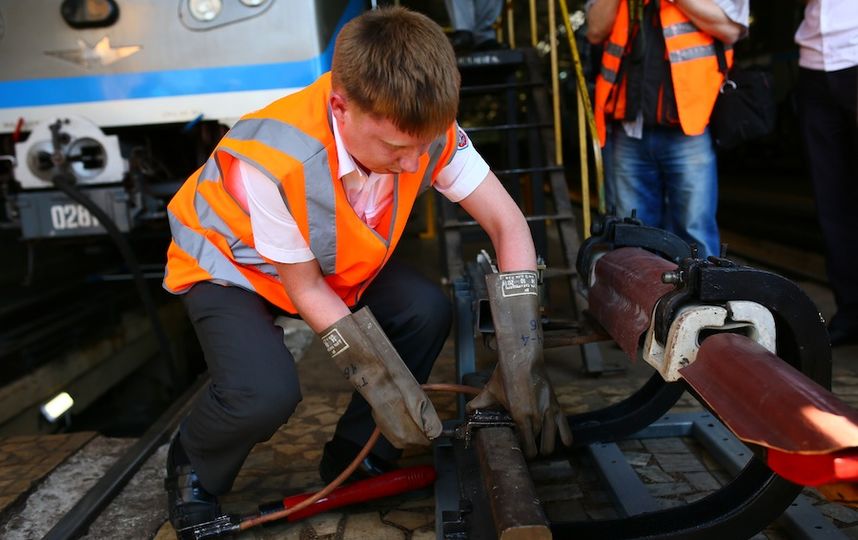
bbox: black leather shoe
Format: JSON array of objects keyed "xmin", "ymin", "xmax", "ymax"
[
  {"xmin": 165, "ymin": 435, "xmax": 222, "ymax": 535},
  {"xmin": 318, "ymin": 436, "xmax": 396, "ymax": 484},
  {"xmin": 448, "ymin": 30, "xmax": 474, "ymax": 54},
  {"xmin": 473, "ymin": 38, "xmax": 507, "ymax": 51}
]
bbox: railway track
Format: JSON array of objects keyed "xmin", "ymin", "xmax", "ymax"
[{"xmin": 41, "ymin": 375, "xmax": 208, "ymax": 540}]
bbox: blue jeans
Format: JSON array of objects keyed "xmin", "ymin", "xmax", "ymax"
[
  {"xmin": 607, "ymin": 125, "xmax": 720, "ymax": 258},
  {"xmin": 444, "ymin": 0, "xmax": 504, "ymax": 43}
]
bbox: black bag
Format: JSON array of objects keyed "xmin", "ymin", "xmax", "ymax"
[{"xmin": 709, "ymin": 42, "xmax": 777, "ymax": 150}]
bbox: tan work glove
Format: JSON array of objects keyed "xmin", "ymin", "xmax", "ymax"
[
  {"xmin": 320, "ymin": 307, "xmax": 442, "ymax": 448},
  {"xmin": 467, "ymin": 270, "xmax": 573, "ymax": 458}
]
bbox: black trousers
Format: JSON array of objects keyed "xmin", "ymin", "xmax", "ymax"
[
  {"xmin": 179, "ymin": 258, "xmax": 452, "ymax": 494},
  {"xmin": 797, "ymin": 66, "xmax": 858, "ymax": 325}
]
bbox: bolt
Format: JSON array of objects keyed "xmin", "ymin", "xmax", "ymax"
[{"xmin": 662, "ymin": 270, "xmax": 683, "ymax": 284}]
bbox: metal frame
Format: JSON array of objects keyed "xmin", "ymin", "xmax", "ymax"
[
  {"xmin": 555, "ymin": 412, "xmax": 846, "ymax": 540},
  {"xmin": 438, "ymin": 249, "xmax": 839, "ymax": 539}
]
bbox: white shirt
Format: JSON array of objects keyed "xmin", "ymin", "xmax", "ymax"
[
  {"xmin": 234, "ymin": 121, "xmax": 490, "ymax": 263},
  {"xmin": 795, "ymin": 0, "xmax": 858, "ymax": 72}
]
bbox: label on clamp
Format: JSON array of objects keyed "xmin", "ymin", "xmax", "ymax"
[{"xmin": 500, "ymin": 271, "xmax": 538, "ymax": 297}]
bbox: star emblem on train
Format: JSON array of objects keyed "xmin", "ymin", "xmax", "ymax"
[{"xmin": 45, "ymin": 36, "xmax": 141, "ymax": 69}]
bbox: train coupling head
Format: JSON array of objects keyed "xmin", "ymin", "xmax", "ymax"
[{"xmin": 177, "ymin": 514, "xmax": 241, "ymax": 539}]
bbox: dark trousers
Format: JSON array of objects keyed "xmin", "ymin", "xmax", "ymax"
[
  {"xmin": 179, "ymin": 259, "xmax": 452, "ymax": 494},
  {"xmin": 797, "ymin": 65, "xmax": 858, "ymax": 325}
]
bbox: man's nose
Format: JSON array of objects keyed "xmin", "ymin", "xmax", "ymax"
[{"xmin": 399, "ymin": 151, "xmax": 421, "ymax": 173}]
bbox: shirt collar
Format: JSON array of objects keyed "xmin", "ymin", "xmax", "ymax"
[{"xmin": 331, "ymin": 115, "xmax": 365, "ymax": 181}]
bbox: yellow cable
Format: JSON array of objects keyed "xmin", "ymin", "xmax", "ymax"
[
  {"xmin": 557, "ymin": 0, "xmax": 606, "ymax": 215},
  {"xmin": 577, "ymin": 92, "xmax": 591, "ymax": 238},
  {"xmin": 548, "ymin": 0, "xmax": 563, "ymax": 166},
  {"xmin": 529, "ymin": 0, "xmax": 538, "ymax": 47},
  {"xmin": 506, "ymin": 0, "xmax": 516, "ymax": 49}
]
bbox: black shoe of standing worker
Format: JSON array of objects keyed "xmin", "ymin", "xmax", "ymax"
[
  {"xmin": 448, "ymin": 30, "xmax": 474, "ymax": 54},
  {"xmin": 473, "ymin": 38, "xmax": 507, "ymax": 52},
  {"xmin": 164, "ymin": 433, "xmax": 222, "ymax": 536},
  {"xmin": 318, "ymin": 435, "xmax": 397, "ymax": 484}
]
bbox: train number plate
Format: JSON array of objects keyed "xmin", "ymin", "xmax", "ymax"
[{"xmin": 49, "ymin": 204, "xmax": 100, "ymax": 231}]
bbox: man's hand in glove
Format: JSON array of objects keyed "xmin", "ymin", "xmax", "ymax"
[
  {"xmin": 467, "ymin": 270, "xmax": 573, "ymax": 458},
  {"xmin": 320, "ymin": 307, "xmax": 442, "ymax": 448}
]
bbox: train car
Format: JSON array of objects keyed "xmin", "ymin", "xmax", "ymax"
[{"xmin": 0, "ymin": 0, "xmax": 367, "ymax": 240}]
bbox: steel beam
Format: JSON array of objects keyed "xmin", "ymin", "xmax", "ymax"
[{"xmin": 474, "ymin": 427, "xmax": 551, "ymax": 540}]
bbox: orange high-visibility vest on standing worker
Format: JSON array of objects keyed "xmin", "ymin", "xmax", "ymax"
[
  {"xmin": 163, "ymin": 72, "xmax": 458, "ymax": 313},
  {"xmin": 593, "ymin": 0, "xmax": 733, "ymax": 146}
]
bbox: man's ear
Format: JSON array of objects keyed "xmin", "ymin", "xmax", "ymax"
[{"xmin": 330, "ymin": 91, "xmax": 347, "ymax": 123}]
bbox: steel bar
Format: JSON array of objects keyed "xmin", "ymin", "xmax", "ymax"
[
  {"xmin": 463, "ymin": 122, "xmax": 552, "ymax": 134},
  {"xmin": 453, "ymin": 277, "xmax": 477, "ymax": 417},
  {"xmin": 443, "ymin": 213, "xmax": 576, "ymax": 229},
  {"xmin": 493, "ymin": 165, "xmax": 565, "ymax": 176},
  {"xmin": 474, "ymin": 427, "xmax": 551, "ymax": 540},
  {"xmin": 458, "ymin": 80, "xmax": 541, "ymax": 94},
  {"xmin": 587, "ymin": 442, "xmax": 661, "ymax": 516}
]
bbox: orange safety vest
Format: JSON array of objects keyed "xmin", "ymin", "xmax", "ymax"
[
  {"xmin": 163, "ymin": 72, "xmax": 458, "ymax": 313},
  {"xmin": 593, "ymin": 0, "xmax": 733, "ymax": 146}
]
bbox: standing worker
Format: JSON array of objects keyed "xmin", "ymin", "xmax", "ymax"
[
  {"xmin": 795, "ymin": 0, "xmax": 858, "ymax": 347},
  {"xmin": 161, "ymin": 6, "xmax": 571, "ymax": 534},
  {"xmin": 586, "ymin": 0, "xmax": 748, "ymax": 257}
]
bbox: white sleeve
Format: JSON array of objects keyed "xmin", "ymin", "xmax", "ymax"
[
  {"xmin": 713, "ymin": 0, "xmax": 749, "ymax": 35},
  {"xmin": 234, "ymin": 159, "xmax": 315, "ymax": 264},
  {"xmin": 433, "ymin": 124, "xmax": 491, "ymax": 202}
]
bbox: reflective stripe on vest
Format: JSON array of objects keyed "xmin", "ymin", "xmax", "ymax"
[
  {"xmin": 419, "ymin": 137, "xmax": 448, "ymax": 195},
  {"xmin": 167, "ymin": 209, "xmax": 256, "ymax": 290},
  {"xmin": 593, "ymin": 1, "xmax": 732, "ymax": 146},
  {"xmin": 191, "ymin": 157, "xmax": 279, "ymax": 277},
  {"xmin": 225, "ymin": 116, "xmax": 339, "ymax": 274}
]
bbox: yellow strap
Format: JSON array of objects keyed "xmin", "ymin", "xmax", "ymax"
[
  {"xmin": 577, "ymin": 93, "xmax": 591, "ymax": 238},
  {"xmin": 557, "ymin": 0, "xmax": 606, "ymax": 223}
]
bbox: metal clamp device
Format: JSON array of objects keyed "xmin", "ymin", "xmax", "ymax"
[
  {"xmin": 643, "ymin": 300, "xmax": 776, "ymax": 382},
  {"xmin": 453, "ymin": 409, "xmax": 516, "ymax": 449}
]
